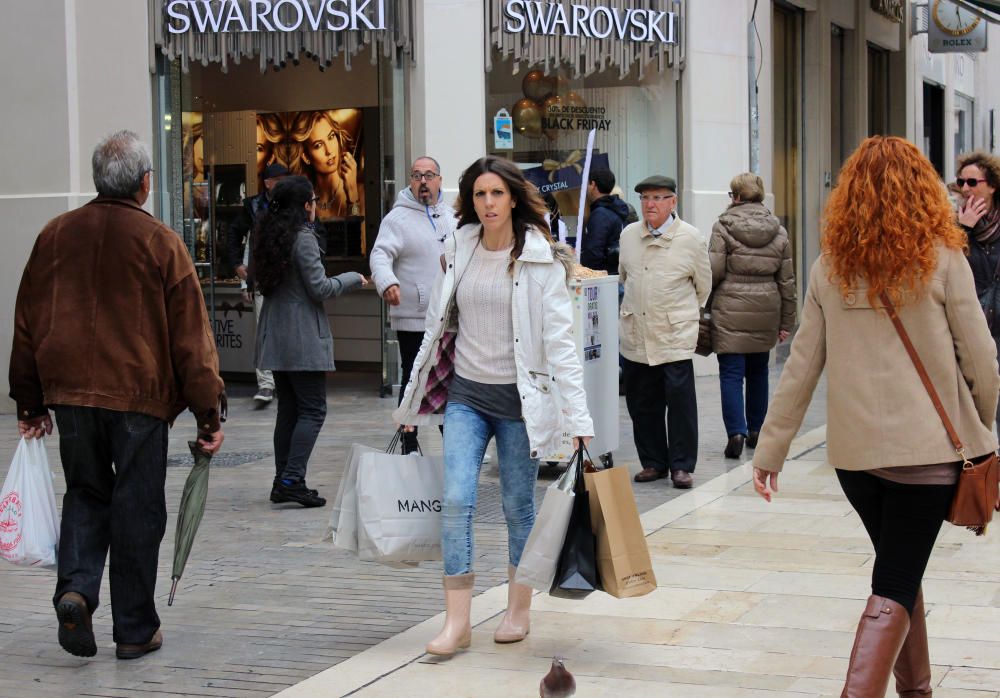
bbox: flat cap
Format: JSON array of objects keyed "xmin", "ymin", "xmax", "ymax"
[
  {"xmin": 634, "ymin": 175, "xmax": 676, "ymax": 193},
  {"xmin": 263, "ymin": 163, "xmax": 290, "ymax": 180}
]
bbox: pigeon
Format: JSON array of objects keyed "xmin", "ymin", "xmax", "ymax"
[{"xmin": 540, "ymin": 657, "xmax": 576, "ymax": 697}]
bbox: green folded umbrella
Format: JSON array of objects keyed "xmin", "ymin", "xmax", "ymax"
[{"xmin": 168, "ymin": 441, "xmax": 212, "ymax": 606}]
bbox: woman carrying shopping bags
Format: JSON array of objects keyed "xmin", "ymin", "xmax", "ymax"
[
  {"xmin": 395, "ymin": 156, "xmax": 594, "ymax": 657},
  {"xmin": 254, "ymin": 175, "xmax": 368, "ymax": 507},
  {"xmin": 752, "ymin": 137, "xmax": 1000, "ymax": 697}
]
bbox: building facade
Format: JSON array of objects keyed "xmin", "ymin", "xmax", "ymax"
[{"xmin": 2, "ymin": 0, "xmax": 999, "ymax": 408}]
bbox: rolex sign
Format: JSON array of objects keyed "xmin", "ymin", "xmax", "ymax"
[{"xmin": 928, "ymin": 0, "xmax": 987, "ymax": 53}]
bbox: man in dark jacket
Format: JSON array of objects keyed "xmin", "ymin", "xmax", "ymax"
[
  {"xmin": 581, "ymin": 169, "xmax": 630, "ymax": 273},
  {"xmin": 228, "ymin": 163, "xmax": 289, "ymax": 407},
  {"xmin": 10, "ymin": 130, "xmax": 225, "ymax": 661}
]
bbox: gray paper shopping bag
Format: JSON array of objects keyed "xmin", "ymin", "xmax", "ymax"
[
  {"xmin": 514, "ymin": 460, "xmax": 577, "ymax": 591},
  {"xmin": 356, "ymin": 450, "xmax": 444, "ymax": 564}
]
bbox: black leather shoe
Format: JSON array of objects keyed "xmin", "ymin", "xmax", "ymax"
[
  {"xmin": 271, "ymin": 478, "xmax": 318, "ymax": 502},
  {"xmin": 273, "ymin": 480, "xmax": 325, "ymax": 507},
  {"xmin": 724, "ymin": 434, "xmax": 746, "ymax": 459},
  {"xmin": 747, "ymin": 431, "xmax": 760, "ymax": 449}
]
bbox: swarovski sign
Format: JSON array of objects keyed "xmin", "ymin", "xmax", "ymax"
[
  {"xmin": 164, "ymin": 0, "xmax": 386, "ymax": 34},
  {"xmin": 502, "ymin": 0, "xmax": 677, "ymax": 44}
]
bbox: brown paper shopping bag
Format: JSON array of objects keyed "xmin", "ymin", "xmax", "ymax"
[{"xmin": 583, "ymin": 466, "xmax": 657, "ymax": 598}]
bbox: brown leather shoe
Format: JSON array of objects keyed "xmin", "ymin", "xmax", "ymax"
[
  {"xmin": 56, "ymin": 592, "xmax": 97, "ymax": 657},
  {"xmin": 633, "ymin": 467, "xmax": 667, "ymax": 483},
  {"xmin": 116, "ymin": 629, "xmax": 163, "ymax": 660},
  {"xmin": 671, "ymin": 470, "xmax": 694, "ymax": 489}
]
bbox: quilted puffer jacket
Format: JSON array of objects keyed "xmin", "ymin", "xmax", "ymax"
[{"xmin": 709, "ymin": 202, "xmax": 796, "ymax": 354}]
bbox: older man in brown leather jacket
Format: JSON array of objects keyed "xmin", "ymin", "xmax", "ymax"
[{"xmin": 9, "ymin": 130, "xmax": 225, "ymax": 661}]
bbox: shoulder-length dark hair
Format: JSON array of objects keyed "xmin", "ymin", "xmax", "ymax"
[
  {"xmin": 454, "ymin": 156, "xmax": 552, "ymax": 266},
  {"xmin": 253, "ymin": 175, "xmax": 314, "ymax": 296}
]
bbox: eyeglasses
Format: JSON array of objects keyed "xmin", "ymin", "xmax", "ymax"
[
  {"xmin": 410, "ymin": 171, "xmax": 440, "ymax": 182},
  {"xmin": 957, "ymin": 177, "xmax": 988, "ymax": 187},
  {"xmin": 639, "ymin": 193, "xmax": 675, "ymax": 203}
]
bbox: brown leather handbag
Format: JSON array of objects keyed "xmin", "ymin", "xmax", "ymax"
[{"xmin": 881, "ymin": 292, "xmax": 1000, "ymax": 536}]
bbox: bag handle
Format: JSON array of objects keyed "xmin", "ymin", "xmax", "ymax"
[
  {"xmin": 879, "ymin": 291, "xmax": 972, "ymax": 467},
  {"xmin": 385, "ymin": 427, "xmax": 422, "ymax": 456}
]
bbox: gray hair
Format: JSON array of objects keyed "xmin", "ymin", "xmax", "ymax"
[
  {"xmin": 92, "ymin": 130, "xmax": 152, "ymax": 198},
  {"xmin": 411, "ymin": 155, "xmax": 441, "ymax": 174}
]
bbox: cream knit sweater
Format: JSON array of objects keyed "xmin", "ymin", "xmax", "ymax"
[{"xmin": 453, "ymin": 243, "xmax": 517, "ymax": 384}]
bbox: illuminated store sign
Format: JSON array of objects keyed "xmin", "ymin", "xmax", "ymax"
[
  {"xmin": 502, "ymin": 0, "xmax": 677, "ymax": 44},
  {"xmin": 164, "ymin": 0, "xmax": 386, "ymax": 34}
]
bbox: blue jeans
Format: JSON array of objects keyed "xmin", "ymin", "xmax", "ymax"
[
  {"xmin": 717, "ymin": 352, "xmax": 770, "ymax": 437},
  {"xmin": 441, "ymin": 402, "xmax": 539, "ymax": 576}
]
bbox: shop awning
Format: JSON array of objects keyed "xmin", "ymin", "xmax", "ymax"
[{"xmin": 151, "ymin": 0, "xmax": 416, "ymax": 73}]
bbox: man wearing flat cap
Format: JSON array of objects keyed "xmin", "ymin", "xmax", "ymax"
[
  {"xmin": 619, "ymin": 175, "xmax": 711, "ymax": 488},
  {"xmin": 228, "ymin": 162, "xmax": 290, "ymax": 407}
]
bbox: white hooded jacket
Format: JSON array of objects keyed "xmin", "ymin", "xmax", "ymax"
[
  {"xmin": 369, "ymin": 189, "xmax": 456, "ymax": 332},
  {"xmin": 393, "ymin": 224, "xmax": 594, "ymax": 457}
]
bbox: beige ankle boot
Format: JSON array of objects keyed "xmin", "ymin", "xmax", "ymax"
[
  {"xmin": 426, "ymin": 573, "xmax": 474, "ymax": 656},
  {"xmin": 494, "ymin": 565, "xmax": 533, "ymax": 643}
]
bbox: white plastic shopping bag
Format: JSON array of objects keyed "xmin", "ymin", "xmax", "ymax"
[
  {"xmin": 325, "ymin": 443, "xmax": 377, "ymax": 550},
  {"xmin": 514, "ymin": 459, "xmax": 577, "ymax": 591},
  {"xmin": 356, "ymin": 450, "xmax": 444, "ymax": 564},
  {"xmin": 0, "ymin": 437, "xmax": 59, "ymax": 569}
]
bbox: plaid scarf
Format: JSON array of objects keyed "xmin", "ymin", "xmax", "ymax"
[
  {"xmin": 974, "ymin": 206, "xmax": 1000, "ymax": 245},
  {"xmin": 417, "ymin": 331, "xmax": 456, "ymax": 415}
]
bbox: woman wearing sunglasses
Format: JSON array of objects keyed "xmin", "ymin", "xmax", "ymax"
[{"xmin": 956, "ymin": 151, "xmax": 1000, "ymax": 430}]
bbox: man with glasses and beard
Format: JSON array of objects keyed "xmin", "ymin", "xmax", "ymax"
[
  {"xmin": 370, "ymin": 156, "xmax": 456, "ymax": 453},
  {"xmin": 619, "ymin": 175, "xmax": 711, "ymax": 489}
]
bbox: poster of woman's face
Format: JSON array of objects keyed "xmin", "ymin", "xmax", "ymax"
[{"xmin": 254, "ymin": 109, "xmax": 366, "ymax": 256}]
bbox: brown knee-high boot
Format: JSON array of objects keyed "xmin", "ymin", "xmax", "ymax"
[
  {"xmin": 426, "ymin": 573, "xmax": 474, "ymax": 657},
  {"xmin": 893, "ymin": 589, "xmax": 933, "ymax": 696},
  {"xmin": 841, "ymin": 595, "xmax": 911, "ymax": 698}
]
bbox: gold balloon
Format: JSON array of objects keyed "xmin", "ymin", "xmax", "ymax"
[
  {"xmin": 542, "ymin": 94, "xmax": 565, "ymax": 140},
  {"xmin": 564, "ymin": 91, "xmax": 586, "ymax": 109},
  {"xmin": 551, "ymin": 75, "xmax": 571, "ymax": 97},
  {"xmin": 522, "ymin": 70, "xmax": 553, "ymax": 102},
  {"xmin": 512, "ymin": 98, "xmax": 543, "ymax": 138}
]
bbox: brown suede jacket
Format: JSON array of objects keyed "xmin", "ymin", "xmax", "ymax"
[{"xmin": 9, "ymin": 198, "xmax": 225, "ymax": 432}]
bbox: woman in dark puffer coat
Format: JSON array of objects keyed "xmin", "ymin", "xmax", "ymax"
[{"xmin": 709, "ymin": 173, "xmax": 796, "ymax": 458}]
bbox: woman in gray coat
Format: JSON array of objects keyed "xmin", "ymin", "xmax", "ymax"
[
  {"xmin": 709, "ymin": 173, "xmax": 796, "ymax": 459},
  {"xmin": 254, "ymin": 176, "xmax": 367, "ymax": 507}
]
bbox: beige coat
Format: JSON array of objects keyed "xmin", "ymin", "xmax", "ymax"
[
  {"xmin": 619, "ymin": 216, "xmax": 712, "ymax": 365},
  {"xmin": 709, "ymin": 203, "xmax": 796, "ymax": 354},
  {"xmin": 753, "ymin": 247, "xmax": 999, "ymax": 472}
]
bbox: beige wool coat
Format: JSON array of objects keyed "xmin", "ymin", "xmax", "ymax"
[
  {"xmin": 752, "ymin": 246, "xmax": 999, "ymax": 472},
  {"xmin": 709, "ymin": 203, "xmax": 796, "ymax": 354},
  {"xmin": 619, "ymin": 216, "xmax": 712, "ymax": 366}
]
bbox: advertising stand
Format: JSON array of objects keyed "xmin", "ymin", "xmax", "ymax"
[{"xmin": 542, "ymin": 274, "xmax": 620, "ymax": 465}]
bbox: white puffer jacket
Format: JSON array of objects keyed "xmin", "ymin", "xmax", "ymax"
[{"xmin": 393, "ymin": 224, "xmax": 594, "ymax": 458}]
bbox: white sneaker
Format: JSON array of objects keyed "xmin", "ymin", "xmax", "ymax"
[{"xmin": 253, "ymin": 388, "xmax": 274, "ymax": 405}]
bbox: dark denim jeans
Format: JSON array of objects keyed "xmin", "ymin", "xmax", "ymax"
[
  {"xmin": 273, "ymin": 371, "xmax": 328, "ymax": 482},
  {"xmin": 717, "ymin": 352, "xmax": 770, "ymax": 437},
  {"xmin": 52, "ymin": 405, "xmax": 168, "ymax": 645}
]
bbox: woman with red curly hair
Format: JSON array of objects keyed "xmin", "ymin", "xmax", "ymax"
[{"xmin": 751, "ymin": 136, "xmax": 999, "ymax": 696}]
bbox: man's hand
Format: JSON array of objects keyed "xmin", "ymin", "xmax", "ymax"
[
  {"xmin": 777, "ymin": 329, "xmax": 790, "ymax": 343},
  {"xmin": 197, "ymin": 429, "xmax": 225, "ymax": 454},
  {"xmin": 959, "ymin": 196, "xmax": 989, "ymax": 228},
  {"xmin": 18, "ymin": 414, "xmax": 52, "ymax": 439},
  {"xmin": 235, "ymin": 264, "xmax": 248, "ymax": 280},
  {"xmin": 383, "ymin": 284, "xmax": 401, "ymax": 306},
  {"xmin": 241, "ymin": 289, "xmax": 252, "ymax": 305}
]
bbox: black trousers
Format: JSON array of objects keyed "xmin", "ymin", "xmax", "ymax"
[
  {"xmin": 622, "ymin": 357, "xmax": 698, "ymax": 473},
  {"xmin": 52, "ymin": 406, "xmax": 168, "ymax": 645},
  {"xmin": 836, "ymin": 469, "xmax": 955, "ymax": 615},
  {"xmin": 273, "ymin": 371, "xmax": 328, "ymax": 482},
  {"xmin": 397, "ymin": 330, "xmax": 424, "ymax": 450}
]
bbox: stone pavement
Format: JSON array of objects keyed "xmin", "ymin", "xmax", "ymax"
[
  {"xmin": 0, "ymin": 367, "xmax": 826, "ymax": 698},
  {"xmin": 278, "ymin": 427, "xmax": 1000, "ymax": 698}
]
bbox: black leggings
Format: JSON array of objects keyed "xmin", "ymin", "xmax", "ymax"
[{"xmin": 836, "ymin": 469, "xmax": 955, "ymax": 615}]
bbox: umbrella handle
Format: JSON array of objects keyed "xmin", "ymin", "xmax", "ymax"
[{"xmin": 168, "ymin": 577, "xmax": 179, "ymax": 607}]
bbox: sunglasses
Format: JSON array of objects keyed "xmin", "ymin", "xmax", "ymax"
[{"xmin": 957, "ymin": 178, "xmax": 988, "ymax": 187}]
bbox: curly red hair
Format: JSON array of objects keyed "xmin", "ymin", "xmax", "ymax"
[{"xmin": 822, "ymin": 136, "xmax": 965, "ymax": 306}]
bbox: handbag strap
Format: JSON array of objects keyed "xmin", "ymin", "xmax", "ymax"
[{"xmin": 878, "ymin": 291, "xmax": 972, "ymax": 467}]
